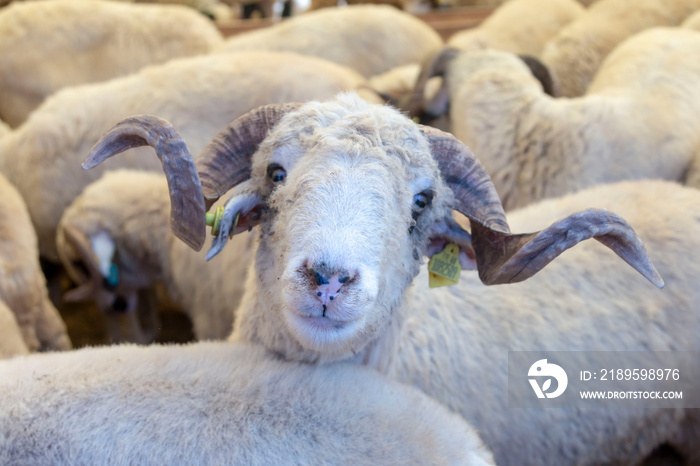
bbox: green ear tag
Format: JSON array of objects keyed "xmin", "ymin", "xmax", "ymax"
[
  {"xmin": 107, "ymin": 263, "xmax": 120, "ymax": 287},
  {"xmin": 428, "ymin": 243, "xmax": 461, "ymax": 288},
  {"xmin": 205, "ymin": 206, "xmax": 225, "ymax": 237}
]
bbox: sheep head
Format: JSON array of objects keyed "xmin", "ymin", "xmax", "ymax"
[
  {"xmin": 407, "ymin": 47, "xmax": 559, "ymax": 126},
  {"xmin": 83, "ymin": 93, "xmax": 663, "ymax": 360}
]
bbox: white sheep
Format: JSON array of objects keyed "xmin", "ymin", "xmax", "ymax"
[
  {"xmin": 0, "ymin": 50, "xmax": 365, "ymax": 261},
  {"xmin": 408, "ymin": 28, "xmax": 700, "ymax": 210},
  {"xmin": 0, "ymin": 300, "xmax": 29, "ymax": 359},
  {"xmin": 56, "ymin": 170, "xmax": 255, "ymax": 343},
  {"xmin": 0, "ymin": 0, "xmax": 224, "ymax": 128},
  {"xmin": 85, "ymin": 93, "xmax": 674, "ymax": 464},
  {"xmin": 447, "ymin": 0, "xmax": 584, "ymax": 57},
  {"xmin": 541, "ymin": 0, "xmax": 700, "ymax": 97},
  {"xmin": 0, "ymin": 171, "xmax": 71, "ymax": 352},
  {"xmin": 216, "ymin": 5, "xmax": 443, "ymax": 77},
  {"xmin": 0, "ymin": 341, "xmax": 495, "ymax": 465}
]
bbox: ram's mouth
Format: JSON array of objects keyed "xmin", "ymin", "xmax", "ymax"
[{"xmin": 285, "ymin": 309, "xmax": 365, "ymax": 351}]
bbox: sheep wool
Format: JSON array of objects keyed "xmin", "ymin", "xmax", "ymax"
[
  {"xmin": 0, "ymin": 0, "xmax": 223, "ymax": 128},
  {"xmin": 0, "ymin": 342, "xmax": 495, "ymax": 465},
  {"xmin": 541, "ymin": 0, "xmax": 700, "ymax": 96},
  {"xmin": 447, "ymin": 0, "xmax": 584, "ymax": 57},
  {"xmin": 57, "ymin": 171, "xmax": 255, "ymax": 343},
  {"xmin": 0, "ymin": 50, "xmax": 365, "ymax": 261},
  {"xmin": 434, "ymin": 28, "xmax": 700, "ymax": 210},
  {"xmin": 217, "ymin": 5, "xmax": 443, "ymax": 77},
  {"xmin": 0, "ymin": 171, "xmax": 70, "ymax": 352}
]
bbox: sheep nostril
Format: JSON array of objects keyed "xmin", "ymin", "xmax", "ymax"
[{"xmin": 314, "ymin": 271, "xmax": 329, "ymax": 286}]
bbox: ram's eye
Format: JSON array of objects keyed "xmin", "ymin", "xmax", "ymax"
[
  {"xmin": 267, "ymin": 164, "xmax": 287, "ymax": 183},
  {"xmin": 413, "ymin": 191, "xmax": 433, "ymax": 213}
]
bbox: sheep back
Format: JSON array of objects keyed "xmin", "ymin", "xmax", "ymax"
[
  {"xmin": 0, "ymin": 342, "xmax": 495, "ymax": 465},
  {"xmin": 217, "ymin": 5, "xmax": 443, "ymax": 77}
]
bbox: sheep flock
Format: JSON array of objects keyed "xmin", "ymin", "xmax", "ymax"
[{"xmin": 1, "ymin": 0, "xmax": 699, "ymax": 464}]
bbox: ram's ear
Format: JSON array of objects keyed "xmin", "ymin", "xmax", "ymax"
[
  {"xmin": 205, "ymin": 180, "xmax": 264, "ymax": 261},
  {"xmin": 517, "ymin": 54, "xmax": 559, "ymax": 97},
  {"xmin": 424, "ymin": 214, "xmax": 477, "ymax": 270}
]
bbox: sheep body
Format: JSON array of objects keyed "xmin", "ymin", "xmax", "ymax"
[
  {"xmin": 0, "ymin": 50, "xmax": 365, "ymax": 261},
  {"xmin": 216, "ymin": 5, "xmax": 443, "ymax": 77},
  {"xmin": 0, "ymin": 0, "xmax": 223, "ymax": 127},
  {"xmin": 0, "ymin": 341, "xmax": 495, "ymax": 465},
  {"xmin": 57, "ymin": 170, "xmax": 255, "ymax": 342},
  {"xmin": 0, "ymin": 171, "xmax": 70, "ymax": 352},
  {"xmin": 541, "ymin": 0, "xmax": 700, "ymax": 96},
  {"xmin": 439, "ymin": 28, "xmax": 700, "ymax": 210},
  {"xmin": 447, "ymin": 0, "xmax": 584, "ymax": 56}
]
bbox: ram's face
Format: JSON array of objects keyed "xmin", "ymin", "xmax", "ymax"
[{"xmin": 247, "ymin": 104, "xmax": 449, "ymax": 354}]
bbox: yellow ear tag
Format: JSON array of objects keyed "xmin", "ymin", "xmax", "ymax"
[
  {"xmin": 428, "ymin": 243, "xmax": 461, "ymax": 288},
  {"xmin": 205, "ymin": 206, "xmax": 225, "ymax": 237}
]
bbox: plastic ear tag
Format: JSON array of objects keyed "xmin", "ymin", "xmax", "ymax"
[
  {"xmin": 107, "ymin": 263, "xmax": 120, "ymax": 287},
  {"xmin": 205, "ymin": 206, "xmax": 225, "ymax": 236},
  {"xmin": 428, "ymin": 243, "xmax": 461, "ymax": 288}
]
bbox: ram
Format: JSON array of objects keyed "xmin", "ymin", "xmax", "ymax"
[
  {"xmin": 0, "ymin": 50, "xmax": 365, "ymax": 261},
  {"xmin": 447, "ymin": 0, "xmax": 584, "ymax": 57},
  {"xmin": 216, "ymin": 5, "xmax": 443, "ymax": 77},
  {"xmin": 56, "ymin": 170, "xmax": 254, "ymax": 343},
  {"xmin": 541, "ymin": 0, "xmax": 700, "ymax": 97},
  {"xmin": 0, "ymin": 171, "xmax": 71, "ymax": 353},
  {"xmin": 82, "ymin": 93, "xmax": 693, "ymax": 465},
  {"xmin": 0, "ymin": 0, "xmax": 224, "ymax": 128},
  {"xmin": 408, "ymin": 28, "xmax": 700, "ymax": 210},
  {"xmin": 0, "ymin": 342, "xmax": 495, "ymax": 465}
]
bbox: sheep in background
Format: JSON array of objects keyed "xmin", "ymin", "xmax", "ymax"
[
  {"xmin": 0, "ymin": 50, "xmax": 365, "ymax": 261},
  {"xmin": 0, "ymin": 171, "xmax": 71, "ymax": 352},
  {"xmin": 408, "ymin": 28, "xmax": 700, "ymax": 210},
  {"xmin": 216, "ymin": 5, "xmax": 443, "ymax": 77},
  {"xmin": 56, "ymin": 170, "xmax": 254, "ymax": 343},
  {"xmin": 541, "ymin": 0, "xmax": 700, "ymax": 97},
  {"xmin": 0, "ymin": 301, "xmax": 29, "ymax": 359},
  {"xmin": 447, "ymin": 0, "xmax": 584, "ymax": 57},
  {"xmin": 0, "ymin": 342, "xmax": 496, "ymax": 465},
  {"xmin": 0, "ymin": 0, "xmax": 224, "ymax": 128},
  {"xmin": 85, "ymin": 94, "xmax": 678, "ymax": 464}
]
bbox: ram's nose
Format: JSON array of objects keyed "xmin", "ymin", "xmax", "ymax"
[{"xmin": 308, "ymin": 266, "xmax": 355, "ymax": 307}]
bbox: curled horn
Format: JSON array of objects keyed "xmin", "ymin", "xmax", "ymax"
[
  {"xmin": 196, "ymin": 102, "xmax": 303, "ymax": 202},
  {"xmin": 406, "ymin": 46, "xmax": 460, "ymax": 118},
  {"xmin": 423, "ymin": 126, "xmax": 664, "ymax": 288},
  {"xmin": 82, "ymin": 115, "xmax": 206, "ymax": 251}
]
